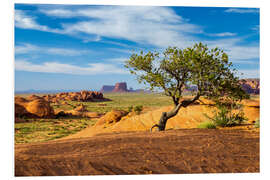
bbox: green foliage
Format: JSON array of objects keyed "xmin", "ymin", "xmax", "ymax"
[
  {"xmin": 128, "ymin": 106, "xmax": 133, "ymax": 112},
  {"xmin": 197, "ymin": 121, "xmax": 216, "ymax": 129},
  {"xmin": 125, "ymin": 42, "xmax": 249, "ymax": 106},
  {"xmin": 128, "ymin": 105, "xmax": 143, "ymax": 115},
  {"xmin": 206, "ymin": 104, "xmax": 247, "ymax": 127},
  {"xmin": 254, "ymin": 119, "xmax": 260, "ymax": 128},
  {"xmin": 134, "ymin": 105, "xmax": 143, "ymax": 115}
]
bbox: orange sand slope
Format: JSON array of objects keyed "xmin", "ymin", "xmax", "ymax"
[{"xmin": 64, "ymin": 98, "xmax": 259, "ymax": 139}]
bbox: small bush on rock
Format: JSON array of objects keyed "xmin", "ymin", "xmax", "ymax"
[
  {"xmin": 134, "ymin": 105, "xmax": 143, "ymax": 115},
  {"xmin": 197, "ymin": 121, "xmax": 216, "ymax": 129},
  {"xmin": 206, "ymin": 104, "xmax": 247, "ymax": 127},
  {"xmin": 254, "ymin": 119, "xmax": 260, "ymax": 128}
]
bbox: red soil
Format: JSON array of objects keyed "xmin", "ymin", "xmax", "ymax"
[{"xmin": 15, "ymin": 129, "xmax": 259, "ymax": 176}]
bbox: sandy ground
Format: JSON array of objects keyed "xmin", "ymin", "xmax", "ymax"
[
  {"xmin": 62, "ymin": 102, "xmax": 259, "ymax": 139},
  {"xmin": 15, "ymin": 128, "xmax": 259, "ymax": 176}
]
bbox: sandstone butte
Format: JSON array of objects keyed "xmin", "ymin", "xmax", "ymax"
[
  {"xmin": 100, "ymin": 82, "xmax": 128, "ymax": 93},
  {"xmin": 112, "ymin": 82, "xmax": 128, "ymax": 92},
  {"xmin": 63, "ymin": 97, "xmax": 259, "ymax": 140}
]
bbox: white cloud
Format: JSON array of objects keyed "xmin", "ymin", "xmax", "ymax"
[
  {"xmin": 15, "ymin": 7, "xmax": 259, "ymax": 62},
  {"xmin": 15, "ymin": 60, "xmax": 128, "ymax": 75},
  {"xmin": 107, "ymin": 48, "xmax": 132, "ymax": 54},
  {"xmin": 204, "ymin": 38, "xmax": 259, "ymax": 61},
  {"xmin": 39, "ymin": 6, "xmax": 201, "ymax": 48},
  {"xmin": 225, "ymin": 8, "xmax": 259, "ymax": 14},
  {"xmin": 15, "ymin": 43, "xmax": 88, "ymax": 56},
  {"xmin": 207, "ymin": 32, "xmax": 237, "ymax": 37},
  {"xmin": 107, "ymin": 57, "xmax": 128, "ymax": 63},
  {"xmin": 15, "ymin": 10, "xmax": 51, "ymax": 31},
  {"xmin": 15, "ymin": 43, "xmax": 39, "ymax": 54},
  {"xmin": 46, "ymin": 48, "xmax": 86, "ymax": 56},
  {"xmin": 251, "ymin": 25, "xmax": 259, "ymax": 32}
]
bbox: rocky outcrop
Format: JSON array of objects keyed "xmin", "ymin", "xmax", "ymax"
[
  {"xmin": 15, "ymin": 96, "xmax": 54, "ymax": 119},
  {"xmin": 25, "ymin": 99, "xmax": 54, "ymax": 118},
  {"xmin": 42, "ymin": 91, "xmax": 107, "ymax": 102},
  {"xmin": 239, "ymin": 79, "xmax": 260, "ymax": 94},
  {"xmin": 95, "ymin": 110, "xmax": 128, "ymax": 126},
  {"xmin": 74, "ymin": 104, "xmax": 87, "ymax": 112}
]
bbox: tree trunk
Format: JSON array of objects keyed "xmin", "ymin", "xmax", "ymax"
[
  {"xmin": 150, "ymin": 93, "xmax": 200, "ymax": 132},
  {"xmin": 151, "ymin": 103, "xmax": 181, "ymax": 131}
]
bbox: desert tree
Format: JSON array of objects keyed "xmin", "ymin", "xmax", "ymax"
[{"xmin": 124, "ymin": 42, "xmax": 249, "ymax": 131}]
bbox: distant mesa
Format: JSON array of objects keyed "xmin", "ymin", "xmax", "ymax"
[
  {"xmin": 183, "ymin": 79, "xmax": 260, "ymax": 95},
  {"xmin": 113, "ymin": 82, "xmax": 128, "ymax": 92},
  {"xmin": 100, "ymin": 85, "xmax": 115, "ymax": 93},
  {"xmin": 100, "ymin": 82, "xmax": 144, "ymax": 93}
]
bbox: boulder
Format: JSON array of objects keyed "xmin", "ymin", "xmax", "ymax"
[
  {"xmin": 15, "ymin": 96, "xmax": 54, "ymax": 119},
  {"xmin": 95, "ymin": 110, "xmax": 128, "ymax": 126},
  {"xmin": 15, "ymin": 103, "xmax": 33, "ymax": 118},
  {"xmin": 83, "ymin": 112, "xmax": 101, "ymax": 118},
  {"xmin": 74, "ymin": 104, "xmax": 87, "ymax": 112},
  {"xmin": 27, "ymin": 94, "xmax": 43, "ymax": 101},
  {"xmin": 25, "ymin": 99, "xmax": 54, "ymax": 118},
  {"xmin": 64, "ymin": 110, "xmax": 83, "ymax": 117},
  {"xmin": 15, "ymin": 97, "xmax": 29, "ymax": 106}
]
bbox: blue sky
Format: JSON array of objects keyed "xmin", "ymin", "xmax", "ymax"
[{"xmin": 14, "ymin": 4, "xmax": 259, "ymax": 91}]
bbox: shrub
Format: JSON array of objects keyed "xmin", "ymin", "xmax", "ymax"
[
  {"xmin": 206, "ymin": 104, "xmax": 247, "ymax": 127},
  {"xmin": 197, "ymin": 121, "xmax": 216, "ymax": 129},
  {"xmin": 128, "ymin": 106, "xmax": 133, "ymax": 112},
  {"xmin": 134, "ymin": 105, "xmax": 143, "ymax": 115},
  {"xmin": 254, "ymin": 119, "xmax": 260, "ymax": 128}
]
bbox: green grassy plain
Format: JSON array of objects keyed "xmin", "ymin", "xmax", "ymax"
[
  {"xmin": 15, "ymin": 92, "xmax": 260, "ymax": 144},
  {"xmin": 15, "ymin": 92, "xmax": 172, "ymax": 144},
  {"xmin": 15, "ymin": 118, "xmax": 97, "ymax": 144}
]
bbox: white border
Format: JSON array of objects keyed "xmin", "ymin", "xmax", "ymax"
[
  {"xmin": 2, "ymin": 0, "xmax": 270, "ymax": 180},
  {"xmin": 13, "ymin": 0, "xmax": 262, "ymax": 7}
]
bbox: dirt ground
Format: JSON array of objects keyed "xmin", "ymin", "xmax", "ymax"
[{"xmin": 15, "ymin": 128, "xmax": 259, "ymax": 176}]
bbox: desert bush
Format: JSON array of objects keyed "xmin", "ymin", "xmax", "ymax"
[
  {"xmin": 128, "ymin": 106, "xmax": 133, "ymax": 112},
  {"xmin": 134, "ymin": 105, "xmax": 143, "ymax": 115},
  {"xmin": 197, "ymin": 121, "xmax": 216, "ymax": 129},
  {"xmin": 206, "ymin": 104, "xmax": 247, "ymax": 127},
  {"xmin": 254, "ymin": 119, "xmax": 260, "ymax": 128}
]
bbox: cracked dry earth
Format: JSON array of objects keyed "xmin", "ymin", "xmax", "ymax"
[{"xmin": 15, "ymin": 128, "xmax": 259, "ymax": 176}]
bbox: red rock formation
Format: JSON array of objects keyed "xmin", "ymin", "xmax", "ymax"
[
  {"xmin": 40, "ymin": 91, "xmax": 105, "ymax": 103},
  {"xmin": 239, "ymin": 79, "xmax": 260, "ymax": 94},
  {"xmin": 15, "ymin": 96, "xmax": 54, "ymax": 118},
  {"xmin": 112, "ymin": 82, "xmax": 128, "ymax": 92}
]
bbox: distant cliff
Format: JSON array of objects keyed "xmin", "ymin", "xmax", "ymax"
[
  {"xmin": 112, "ymin": 82, "xmax": 128, "ymax": 92},
  {"xmin": 100, "ymin": 82, "xmax": 147, "ymax": 93},
  {"xmin": 100, "ymin": 82, "xmax": 128, "ymax": 93},
  {"xmin": 239, "ymin": 78, "xmax": 260, "ymax": 94},
  {"xmin": 100, "ymin": 85, "xmax": 115, "ymax": 93}
]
